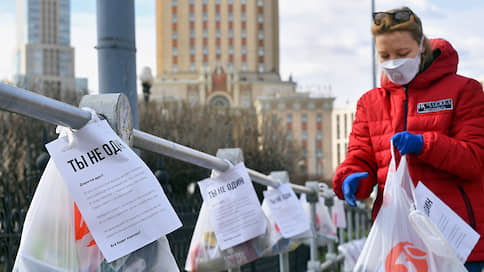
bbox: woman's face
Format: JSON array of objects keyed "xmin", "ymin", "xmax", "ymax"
[{"xmin": 375, "ymin": 31, "xmax": 420, "ymax": 63}]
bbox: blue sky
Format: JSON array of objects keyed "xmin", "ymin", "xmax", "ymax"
[{"xmin": 1, "ymin": 0, "xmax": 483, "ymax": 105}]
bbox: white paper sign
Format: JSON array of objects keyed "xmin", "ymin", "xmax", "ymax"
[
  {"xmin": 198, "ymin": 162, "xmax": 267, "ymax": 250},
  {"xmin": 415, "ymin": 182, "xmax": 480, "ymax": 263},
  {"xmin": 263, "ymin": 183, "xmax": 310, "ymax": 238},
  {"xmin": 46, "ymin": 120, "xmax": 182, "ymax": 262}
]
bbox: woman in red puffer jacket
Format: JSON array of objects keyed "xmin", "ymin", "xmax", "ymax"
[{"xmin": 332, "ymin": 6, "xmax": 484, "ymax": 271}]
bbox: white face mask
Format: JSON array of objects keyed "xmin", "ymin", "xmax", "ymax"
[{"xmin": 381, "ymin": 37, "xmax": 424, "ymax": 85}]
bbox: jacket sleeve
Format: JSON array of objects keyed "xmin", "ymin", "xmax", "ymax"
[
  {"xmin": 333, "ymin": 95, "xmax": 378, "ymax": 201},
  {"xmin": 418, "ymin": 79, "xmax": 484, "ymax": 181}
]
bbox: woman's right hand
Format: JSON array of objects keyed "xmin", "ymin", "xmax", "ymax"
[{"xmin": 342, "ymin": 172, "xmax": 369, "ymax": 206}]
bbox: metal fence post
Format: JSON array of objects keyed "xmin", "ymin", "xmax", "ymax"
[
  {"xmin": 355, "ymin": 208, "xmax": 361, "ymax": 240},
  {"xmin": 305, "ymin": 181, "xmax": 321, "ymax": 272},
  {"xmin": 269, "ymin": 171, "xmax": 291, "ymax": 272},
  {"xmin": 346, "ymin": 207, "xmax": 353, "ymax": 242},
  {"xmin": 323, "ymin": 195, "xmax": 337, "ymax": 272},
  {"xmin": 216, "ymin": 148, "xmax": 244, "ymax": 272}
]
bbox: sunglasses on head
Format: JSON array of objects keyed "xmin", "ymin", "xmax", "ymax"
[{"xmin": 373, "ymin": 10, "xmax": 413, "ymax": 25}]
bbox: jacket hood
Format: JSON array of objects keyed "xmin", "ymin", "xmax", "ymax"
[{"xmin": 381, "ymin": 38, "xmax": 459, "ymax": 90}]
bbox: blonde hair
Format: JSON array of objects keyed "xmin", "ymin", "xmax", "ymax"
[{"xmin": 372, "ymin": 7, "xmax": 433, "ymax": 72}]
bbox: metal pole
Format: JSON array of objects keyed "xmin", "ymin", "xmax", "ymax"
[
  {"xmin": 355, "ymin": 210, "xmax": 361, "ymax": 239},
  {"xmin": 346, "ymin": 208, "xmax": 353, "ymax": 241},
  {"xmin": 96, "ymin": 0, "xmax": 139, "ymax": 128},
  {"xmin": 306, "ymin": 181, "xmax": 321, "ymax": 272},
  {"xmin": 371, "ymin": 0, "xmax": 377, "ymax": 88},
  {"xmin": 0, "ymin": 82, "xmax": 91, "ymax": 129}
]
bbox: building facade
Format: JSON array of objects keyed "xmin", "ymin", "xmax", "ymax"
[
  {"xmin": 15, "ymin": 0, "xmax": 86, "ymax": 93},
  {"xmin": 256, "ymin": 94, "xmax": 335, "ymax": 180},
  {"xmin": 152, "ymin": 0, "xmax": 295, "ymax": 107},
  {"xmin": 331, "ymin": 103, "xmax": 356, "ymax": 174}
]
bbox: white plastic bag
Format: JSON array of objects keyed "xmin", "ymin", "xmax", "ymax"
[
  {"xmin": 300, "ymin": 194, "xmax": 338, "ymax": 245},
  {"xmin": 337, "ymin": 238, "xmax": 366, "ymax": 272},
  {"xmin": 184, "ymin": 202, "xmax": 266, "ymax": 272},
  {"xmin": 260, "ymin": 194, "xmax": 312, "ymax": 256},
  {"xmin": 13, "ymin": 159, "xmax": 179, "ymax": 272},
  {"xmin": 354, "ymin": 147, "xmax": 467, "ymax": 272}
]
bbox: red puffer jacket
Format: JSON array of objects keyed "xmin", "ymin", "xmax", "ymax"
[{"xmin": 333, "ymin": 38, "xmax": 484, "ymax": 261}]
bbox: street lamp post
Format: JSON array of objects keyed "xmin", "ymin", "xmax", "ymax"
[{"xmin": 140, "ymin": 67, "xmax": 154, "ymax": 103}]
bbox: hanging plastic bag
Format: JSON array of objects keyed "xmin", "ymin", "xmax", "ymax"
[
  {"xmin": 300, "ymin": 194, "xmax": 338, "ymax": 245},
  {"xmin": 354, "ymin": 145, "xmax": 467, "ymax": 272},
  {"xmin": 14, "ymin": 112, "xmax": 180, "ymax": 272},
  {"xmin": 260, "ymin": 192, "xmax": 312, "ymax": 256},
  {"xmin": 337, "ymin": 238, "xmax": 366, "ymax": 272},
  {"xmin": 185, "ymin": 166, "xmax": 269, "ymax": 272},
  {"xmin": 184, "ymin": 201, "xmax": 267, "ymax": 272}
]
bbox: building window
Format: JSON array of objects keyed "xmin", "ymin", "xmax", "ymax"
[
  {"xmin": 215, "ymin": 0, "xmax": 220, "ymax": 5},
  {"xmin": 190, "ymin": 29, "xmax": 195, "ymax": 38},
  {"xmin": 241, "ymin": 0, "xmax": 246, "ymax": 5},
  {"xmin": 229, "ymin": 45, "xmax": 234, "ymax": 55},
  {"xmin": 202, "ymin": 0, "xmax": 207, "ymax": 4},
  {"xmin": 228, "ymin": 0, "xmax": 233, "ymax": 4},
  {"xmin": 190, "ymin": 0, "xmax": 195, "ymax": 5},
  {"xmin": 203, "ymin": 12, "xmax": 208, "ymax": 22},
  {"xmin": 172, "ymin": 30, "xmax": 177, "ymax": 40},
  {"xmin": 241, "ymin": 12, "xmax": 246, "ymax": 22},
  {"xmin": 317, "ymin": 129, "xmax": 322, "ymax": 140},
  {"xmin": 215, "ymin": 12, "xmax": 220, "ymax": 22},
  {"xmin": 258, "ymin": 46, "xmax": 264, "ymax": 56},
  {"xmin": 337, "ymin": 143, "xmax": 341, "ymax": 164},
  {"xmin": 216, "ymin": 45, "xmax": 221, "ymax": 55},
  {"xmin": 258, "ymin": 13, "xmax": 264, "ymax": 23},
  {"xmin": 190, "ymin": 62, "xmax": 196, "ymax": 72},
  {"xmin": 302, "ymin": 130, "xmax": 307, "ymax": 140},
  {"xmin": 287, "ymin": 130, "xmax": 293, "ymax": 141},
  {"xmin": 302, "ymin": 148, "xmax": 307, "ymax": 158},
  {"xmin": 317, "ymin": 148, "xmax": 323, "ymax": 158},
  {"xmin": 286, "ymin": 113, "xmax": 292, "ymax": 123},
  {"xmin": 271, "ymin": 113, "xmax": 278, "ymax": 123},
  {"xmin": 216, "ymin": 28, "xmax": 221, "ymax": 39},
  {"xmin": 228, "ymin": 12, "xmax": 233, "ymax": 22},
  {"xmin": 345, "ymin": 143, "xmax": 348, "ymax": 155},
  {"xmin": 278, "ymin": 102, "xmax": 285, "ymax": 110},
  {"xmin": 242, "ymin": 45, "xmax": 247, "ymax": 55},
  {"xmin": 241, "ymin": 29, "xmax": 247, "ymax": 39},
  {"xmin": 228, "ymin": 62, "xmax": 234, "ymax": 72},
  {"xmin": 190, "ymin": 12, "xmax": 195, "ymax": 22},
  {"xmin": 302, "ymin": 113, "xmax": 307, "ymax": 123},
  {"xmin": 293, "ymin": 102, "xmax": 300, "ymax": 110},
  {"xmin": 203, "ymin": 62, "xmax": 208, "ymax": 70},
  {"xmin": 336, "ymin": 115, "xmax": 340, "ymax": 140},
  {"xmin": 241, "ymin": 62, "xmax": 248, "ymax": 72},
  {"xmin": 203, "ymin": 45, "xmax": 208, "ymax": 55},
  {"xmin": 173, "ymin": 47, "xmax": 178, "ymax": 57},
  {"xmin": 344, "ymin": 114, "xmax": 348, "ymax": 138},
  {"xmin": 190, "ymin": 45, "xmax": 195, "ymax": 55},
  {"xmin": 317, "ymin": 112, "xmax": 322, "ymax": 123},
  {"xmin": 258, "ymin": 0, "xmax": 264, "ymax": 6},
  {"xmin": 228, "ymin": 29, "xmax": 234, "ymax": 38},
  {"xmin": 258, "ymin": 63, "xmax": 264, "ymax": 73},
  {"xmin": 203, "ymin": 29, "xmax": 208, "ymax": 38},
  {"xmin": 308, "ymin": 102, "xmax": 315, "ymax": 110},
  {"xmin": 242, "ymin": 94, "xmax": 251, "ymax": 108},
  {"xmin": 172, "ymin": 0, "xmax": 177, "ymax": 7},
  {"xmin": 258, "ymin": 30, "xmax": 264, "ymax": 40},
  {"xmin": 172, "ymin": 14, "xmax": 177, "ymax": 23},
  {"xmin": 173, "ymin": 63, "xmax": 178, "ymax": 73}
]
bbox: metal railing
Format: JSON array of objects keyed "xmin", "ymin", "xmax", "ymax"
[{"xmin": 0, "ymin": 82, "xmax": 370, "ymax": 271}]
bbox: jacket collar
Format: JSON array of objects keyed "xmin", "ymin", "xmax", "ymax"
[{"xmin": 380, "ymin": 38, "xmax": 459, "ymax": 92}]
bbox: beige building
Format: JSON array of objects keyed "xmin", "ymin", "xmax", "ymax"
[
  {"xmin": 256, "ymin": 94, "xmax": 335, "ymax": 180},
  {"xmin": 331, "ymin": 104, "xmax": 356, "ymax": 174},
  {"xmin": 15, "ymin": 0, "xmax": 86, "ymax": 93},
  {"xmin": 152, "ymin": 0, "xmax": 295, "ymax": 106}
]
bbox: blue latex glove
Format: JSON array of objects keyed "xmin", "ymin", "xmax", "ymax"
[
  {"xmin": 391, "ymin": 131, "xmax": 423, "ymax": 155},
  {"xmin": 342, "ymin": 172, "xmax": 369, "ymax": 207}
]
